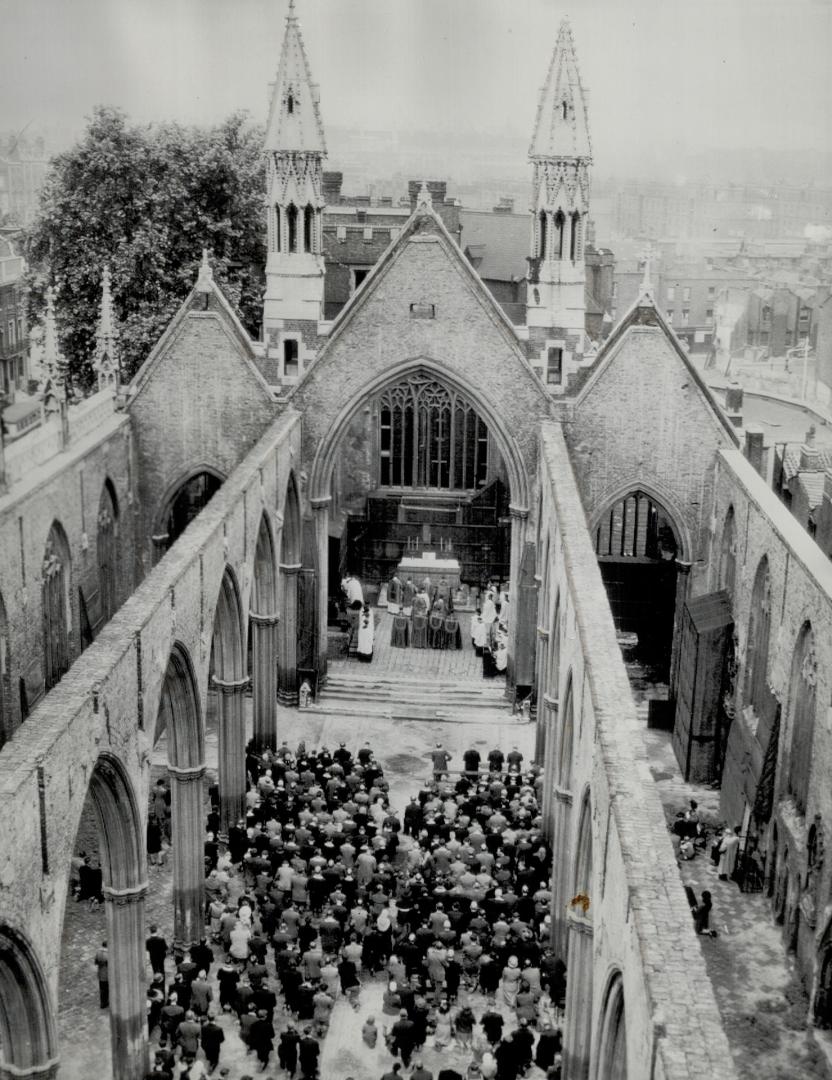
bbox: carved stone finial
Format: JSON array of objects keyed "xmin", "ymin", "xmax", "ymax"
[
  {"xmin": 94, "ymin": 266, "xmax": 121, "ymax": 392},
  {"xmin": 39, "ymin": 286, "xmax": 68, "ymax": 420},
  {"xmin": 196, "ymin": 249, "xmax": 214, "ymax": 293},
  {"xmin": 417, "ymin": 180, "xmax": 433, "ymax": 209}
]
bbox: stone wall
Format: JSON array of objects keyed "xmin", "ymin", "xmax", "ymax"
[
  {"xmin": 565, "ymin": 305, "xmax": 739, "ymax": 594},
  {"xmin": 127, "ymin": 287, "xmax": 277, "ymax": 577},
  {"xmin": 0, "ymin": 403, "xmax": 134, "ymax": 733},
  {"xmin": 0, "ymin": 411, "xmax": 300, "ymax": 1072},
  {"xmin": 711, "ymin": 445, "xmax": 832, "ymax": 999},
  {"xmin": 537, "ymin": 422, "xmax": 736, "ymax": 1079}
]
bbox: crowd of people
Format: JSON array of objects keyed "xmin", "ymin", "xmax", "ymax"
[{"xmin": 141, "ymin": 738, "xmax": 566, "ymax": 1080}]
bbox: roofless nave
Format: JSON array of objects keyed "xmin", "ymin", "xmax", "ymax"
[{"xmin": 0, "ymin": 5, "xmax": 831, "ymax": 1080}]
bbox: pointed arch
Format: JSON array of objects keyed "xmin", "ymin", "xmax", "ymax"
[
  {"xmin": 0, "ymin": 925, "xmax": 58, "ymax": 1077},
  {"xmin": 554, "ymin": 210, "xmax": 565, "ymax": 259},
  {"xmin": 287, "ymin": 203, "xmax": 298, "ymax": 252},
  {"xmin": 303, "ymin": 204, "xmax": 314, "ymax": 253},
  {"xmin": 253, "ymin": 513, "xmax": 278, "ymax": 616},
  {"xmin": 97, "ymin": 478, "xmax": 120, "ymax": 625},
  {"xmin": 743, "ymin": 556, "xmax": 772, "ymax": 716},
  {"xmin": 558, "ymin": 670, "xmax": 575, "ymax": 789},
  {"xmin": 574, "ymin": 786, "xmax": 593, "ymax": 899},
  {"xmin": 211, "ymin": 568, "xmax": 247, "ymax": 833},
  {"xmin": 786, "ymin": 621, "xmax": 817, "ymax": 816},
  {"xmin": 251, "ymin": 514, "xmax": 279, "ymax": 750},
  {"xmin": 211, "ymin": 567, "xmax": 245, "ymax": 682},
  {"xmin": 42, "ymin": 520, "xmax": 73, "ymax": 692},
  {"xmin": 282, "ymin": 471, "xmax": 303, "ymax": 565},
  {"xmin": 595, "ymin": 970, "xmax": 627, "ymax": 1080},
  {"xmin": 538, "ymin": 210, "xmax": 548, "ymax": 259},
  {"xmin": 278, "ymin": 472, "xmax": 303, "ymax": 707},
  {"xmin": 718, "ymin": 505, "xmax": 736, "ymax": 599},
  {"xmin": 155, "ymin": 642, "xmax": 203, "ymax": 769}
]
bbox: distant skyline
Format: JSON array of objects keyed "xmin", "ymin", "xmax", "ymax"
[{"xmin": 2, "ymin": 0, "xmax": 831, "ymax": 182}]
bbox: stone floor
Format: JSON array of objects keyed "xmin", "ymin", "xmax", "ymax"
[
  {"xmin": 57, "ymin": 654, "xmax": 537, "ymax": 1079},
  {"xmin": 630, "ymin": 662, "xmax": 828, "ymax": 1080},
  {"xmin": 334, "ymin": 608, "xmax": 488, "ymax": 682}
]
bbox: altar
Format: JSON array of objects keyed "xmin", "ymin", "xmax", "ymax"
[{"xmin": 397, "ymin": 553, "xmax": 461, "ymax": 593}]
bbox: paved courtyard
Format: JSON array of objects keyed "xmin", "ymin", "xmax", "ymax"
[{"xmin": 631, "ymin": 664, "xmax": 828, "ymax": 1080}]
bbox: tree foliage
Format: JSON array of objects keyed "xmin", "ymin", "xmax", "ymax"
[{"xmin": 25, "ymin": 106, "xmax": 266, "ymax": 389}]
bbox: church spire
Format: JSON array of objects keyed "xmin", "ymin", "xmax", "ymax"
[
  {"xmin": 264, "ymin": 0, "xmax": 326, "ymax": 155},
  {"xmin": 525, "ymin": 18, "xmax": 592, "ymax": 390},
  {"xmin": 529, "ymin": 19, "xmax": 591, "ymax": 162},
  {"xmin": 262, "ymin": 0, "xmax": 327, "ymax": 361},
  {"xmin": 39, "ymin": 286, "xmax": 69, "ymax": 444}
]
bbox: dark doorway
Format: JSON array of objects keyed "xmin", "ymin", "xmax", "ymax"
[{"xmin": 595, "ymin": 490, "xmax": 680, "ymax": 677}]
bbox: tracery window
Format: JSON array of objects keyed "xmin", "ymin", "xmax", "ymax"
[{"xmin": 377, "ymin": 375, "xmax": 489, "ymax": 491}]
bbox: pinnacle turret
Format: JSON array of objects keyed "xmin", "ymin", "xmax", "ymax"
[{"xmin": 93, "ymin": 267, "xmax": 121, "ymax": 392}]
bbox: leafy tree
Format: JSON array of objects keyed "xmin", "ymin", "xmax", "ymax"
[{"xmin": 25, "ymin": 106, "xmax": 266, "ymax": 389}]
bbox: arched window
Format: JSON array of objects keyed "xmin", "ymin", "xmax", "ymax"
[
  {"xmin": 287, "ymin": 91, "xmax": 295, "ymax": 115},
  {"xmin": 787, "ymin": 622, "xmax": 817, "ymax": 815},
  {"xmin": 558, "ymin": 674, "xmax": 574, "ymax": 789},
  {"xmin": 275, "ymin": 205, "xmax": 281, "ymax": 252},
  {"xmin": 538, "ymin": 210, "xmax": 548, "ymax": 259},
  {"xmin": 597, "ymin": 972, "xmax": 627, "ymax": 1080},
  {"xmin": 160, "ymin": 471, "xmax": 223, "ymax": 555},
  {"xmin": 97, "ymin": 480, "xmax": 119, "ymax": 625},
  {"xmin": 743, "ymin": 557, "xmax": 771, "ymax": 715},
  {"xmin": 303, "ymin": 205, "xmax": 314, "ymax": 253},
  {"xmin": 570, "ymin": 212, "xmax": 580, "ymax": 262},
  {"xmin": 377, "ymin": 374, "xmax": 489, "ymax": 491},
  {"xmin": 719, "ymin": 506, "xmax": 736, "ymax": 598},
  {"xmin": 562, "ymin": 100, "xmax": 568, "ymax": 121},
  {"xmin": 554, "ymin": 211, "xmax": 565, "ymax": 259},
  {"xmin": 287, "ymin": 203, "xmax": 298, "ymax": 253},
  {"xmin": 574, "ymin": 788, "xmax": 593, "ymax": 899},
  {"xmin": 42, "ymin": 522, "xmax": 72, "ymax": 691}
]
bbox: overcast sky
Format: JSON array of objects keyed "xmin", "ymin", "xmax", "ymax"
[{"xmin": 2, "ymin": 0, "xmax": 831, "ymax": 172}]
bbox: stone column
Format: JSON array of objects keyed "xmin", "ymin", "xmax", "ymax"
[
  {"xmin": 103, "ymin": 882, "xmax": 149, "ymax": 1080},
  {"xmin": 168, "ymin": 763, "xmax": 206, "ymax": 953},
  {"xmin": 250, "ymin": 611, "xmax": 279, "ymax": 751},
  {"xmin": 278, "ymin": 563, "xmax": 301, "ymax": 706},
  {"xmin": 311, "ymin": 496, "xmax": 331, "ymax": 687},
  {"xmin": 669, "ymin": 559, "xmax": 692, "ymax": 702},
  {"xmin": 550, "ymin": 787, "xmax": 573, "ymax": 959},
  {"xmin": 212, "ymin": 675, "xmax": 249, "ymax": 837},
  {"xmin": 506, "ymin": 504, "xmax": 529, "ymax": 694},
  {"xmin": 563, "ymin": 912, "xmax": 594, "ymax": 1080}
]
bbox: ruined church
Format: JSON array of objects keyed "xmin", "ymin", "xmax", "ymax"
[{"xmin": 0, "ymin": 6, "xmax": 830, "ymax": 1080}]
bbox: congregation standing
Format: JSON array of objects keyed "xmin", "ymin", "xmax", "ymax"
[{"xmin": 141, "ymin": 737, "xmax": 565, "ymax": 1080}]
